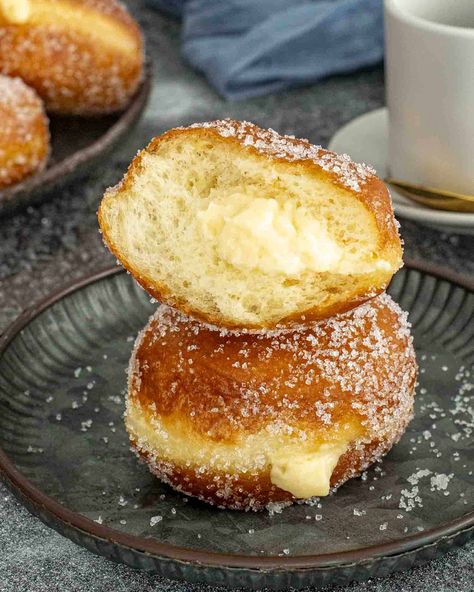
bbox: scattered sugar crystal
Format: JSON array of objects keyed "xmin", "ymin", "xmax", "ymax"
[
  {"xmin": 27, "ymin": 445, "xmax": 43, "ymax": 453},
  {"xmin": 266, "ymin": 501, "xmax": 290, "ymax": 515},
  {"xmin": 118, "ymin": 496, "xmax": 127, "ymax": 507},
  {"xmin": 94, "ymin": 516, "xmax": 103, "ymax": 524},
  {"xmin": 379, "ymin": 522, "xmax": 388, "ymax": 531},
  {"xmin": 81, "ymin": 419, "xmax": 93, "ymax": 432},
  {"xmin": 74, "ymin": 367, "xmax": 82, "ymax": 378},
  {"xmin": 430, "ymin": 473, "xmax": 453, "ymax": 491},
  {"xmin": 408, "ymin": 469, "xmax": 432, "ymax": 485},
  {"xmin": 399, "ymin": 486, "xmax": 421, "ymax": 512},
  {"xmin": 150, "ymin": 516, "xmax": 163, "ymax": 526}
]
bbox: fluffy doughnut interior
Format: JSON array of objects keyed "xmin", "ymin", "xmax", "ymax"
[{"xmin": 100, "ymin": 133, "xmax": 398, "ymax": 327}]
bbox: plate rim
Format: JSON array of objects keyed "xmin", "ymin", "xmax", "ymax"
[
  {"xmin": 0, "ymin": 261, "xmax": 473, "ymax": 572},
  {"xmin": 0, "ymin": 61, "xmax": 153, "ymax": 216}
]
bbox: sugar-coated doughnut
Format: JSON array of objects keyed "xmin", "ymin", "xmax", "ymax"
[
  {"xmin": 0, "ymin": 75, "xmax": 49, "ymax": 189},
  {"xmin": 0, "ymin": 0, "xmax": 144, "ymax": 115},
  {"xmin": 126, "ymin": 293, "xmax": 417, "ymax": 511},
  {"xmin": 99, "ymin": 119, "xmax": 403, "ymax": 330}
]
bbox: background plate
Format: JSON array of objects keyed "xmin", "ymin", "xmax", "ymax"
[
  {"xmin": 0, "ymin": 64, "xmax": 152, "ymax": 217},
  {"xmin": 329, "ymin": 108, "xmax": 474, "ymax": 235},
  {"xmin": 0, "ymin": 264, "xmax": 473, "ymax": 589}
]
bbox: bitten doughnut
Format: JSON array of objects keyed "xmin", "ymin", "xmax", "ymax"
[
  {"xmin": 0, "ymin": 75, "xmax": 49, "ymax": 189},
  {"xmin": 0, "ymin": 0, "xmax": 144, "ymax": 115},
  {"xmin": 126, "ymin": 293, "xmax": 417, "ymax": 511},
  {"xmin": 99, "ymin": 119, "xmax": 403, "ymax": 330}
]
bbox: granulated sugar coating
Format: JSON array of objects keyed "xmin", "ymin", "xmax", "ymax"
[
  {"xmin": 0, "ymin": 74, "xmax": 49, "ymax": 188},
  {"xmin": 186, "ymin": 118, "xmax": 375, "ymax": 193},
  {"xmin": 126, "ymin": 292, "xmax": 417, "ymax": 510}
]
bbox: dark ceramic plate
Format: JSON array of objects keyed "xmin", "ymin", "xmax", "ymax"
[
  {"xmin": 0, "ymin": 63, "xmax": 152, "ymax": 217},
  {"xmin": 0, "ymin": 263, "xmax": 473, "ymax": 589}
]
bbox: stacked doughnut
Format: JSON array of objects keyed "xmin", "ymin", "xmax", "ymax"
[
  {"xmin": 0, "ymin": 0, "xmax": 144, "ymax": 189},
  {"xmin": 98, "ymin": 119, "xmax": 417, "ymax": 511}
]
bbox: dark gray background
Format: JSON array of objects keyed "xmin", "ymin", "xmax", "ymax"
[{"xmin": 0, "ymin": 2, "xmax": 472, "ymax": 590}]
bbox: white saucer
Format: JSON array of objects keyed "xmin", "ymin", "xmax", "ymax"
[{"xmin": 329, "ymin": 108, "xmax": 474, "ymax": 235}]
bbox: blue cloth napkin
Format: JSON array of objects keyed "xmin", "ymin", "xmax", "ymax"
[{"xmin": 147, "ymin": 0, "xmax": 384, "ymax": 100}]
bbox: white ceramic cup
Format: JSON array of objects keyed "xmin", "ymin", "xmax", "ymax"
[{"xmin": 385, "ymin": 0, "xmax": 474, "ymax": 194}]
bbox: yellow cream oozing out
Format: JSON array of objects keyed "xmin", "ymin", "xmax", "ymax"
[
  {"xmin": 198, "ymin": 195, "xmax": 390, "ymax": 276},
  {"xmin": 269, "ymin": 442, "xmax": 349, "ymax": 498},
  {"xmin": 0, "ymin": 0, "xmax": 30, "ymax": 23}
]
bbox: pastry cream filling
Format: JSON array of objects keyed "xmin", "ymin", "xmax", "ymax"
[
  {"xmin": 199, "ymin": 196, "xmax": 389, "ymax": 276},
  {"xmin": 269, "ymin": 441, "xmax": 348, "ymax": 498},
  {"xmin": 0, "ymin": 0, "xmax": 30, "ymax": 23}
]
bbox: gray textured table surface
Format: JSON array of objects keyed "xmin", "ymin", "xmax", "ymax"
[{"xmin": 0, "ymin": 2, "xmax": 473, "ymax": 591}]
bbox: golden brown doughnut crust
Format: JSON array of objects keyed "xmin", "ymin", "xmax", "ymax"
[
  {"xmin": 0, "ymin": 75, "xmax": 49, "ymax": 189},
  {"xmin": 99, "ymin": 119, "xmax": 403, "ymax": 329},
  {"xmin": 130, "ymin": 438, "xmax": 396, "ymax": 511},
  {"xmin": 0, "ymin": 0, "xmax": 144, "ymax": 115},
  {"xmin": 127, "ymin": 293, "xmax": 417, "ymax": 510}
]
